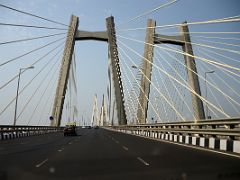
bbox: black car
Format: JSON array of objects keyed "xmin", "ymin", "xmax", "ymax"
[
  {"xmin": 93, "ymin": 126, "xmax": 99, "ymax": 129},
  {"xmin": 63, "ymin": 125, "xmax": 77, "ymax": 136}
]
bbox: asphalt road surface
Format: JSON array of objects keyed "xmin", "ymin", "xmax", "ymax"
[{"xmin": 0, "ymin": 128, "xmax": 239, "ymax": 180}]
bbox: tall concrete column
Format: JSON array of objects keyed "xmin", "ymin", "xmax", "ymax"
[
  {"xmin": 137, "ymin": 19, "xmax": 156, "ymax": 124},
  {"xmin": 106, "ymin": 16, "xmax": 127, "ymax": 125},
  {"xmin": 51, "ymin": 15, "xmax": 79, "ymax": 126},
  {"xmin": 180, "ymin": 22, "xmax": 205, "ymax": 120}
]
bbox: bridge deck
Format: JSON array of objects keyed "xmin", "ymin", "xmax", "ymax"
[{"xmin": 0, "ymin": 128, "xmax": 239, "ymax": 180}]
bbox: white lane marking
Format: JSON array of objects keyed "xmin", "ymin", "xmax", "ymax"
[
  {"xmin": 35, "ymin": 159, "xmax": 48, "ymax": 168},
  {"xmin": 122, "ymin": 146, "xmax": 128, "ymax": 151},
  {"xmin": 137, "ymin": 157, "xmax": 150, "ymax": 166},
  {"xmin": 49, "ymin": 167, "xmax": 56, "ymax": 173},
  {"xmin": 20, "ymin": 142, "xmax": 28, "ymax": 145},
  {"xmin": 58, "ymin": 149, "xmax": 62, "ymax": 152}
]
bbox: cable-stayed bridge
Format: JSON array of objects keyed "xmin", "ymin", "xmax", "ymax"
[{"xmin": 0, "ymin": 1, "xmax": 240, "ymax": 180}]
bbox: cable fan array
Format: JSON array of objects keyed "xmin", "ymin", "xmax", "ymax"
[
  {"xmin": 113, "ymin": 2, "xmax": 240, "ymax": 124},
  {"xmin": 0, "ymin": 4, "xmax": 80, "ymax": 126}
]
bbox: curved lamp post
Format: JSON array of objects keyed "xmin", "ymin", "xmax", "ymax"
[{"xmin": 13, "ymin": 66, "xmax": 34, "ymax": 126}]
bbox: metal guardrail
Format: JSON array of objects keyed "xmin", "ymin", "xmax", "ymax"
[
  {"xmin": 0, "ymin": 125, "xmax": 64, "ymax": 140},
  {"xmin": 111, "ymin": 118, "xmax": 240, "ymax": 140}
]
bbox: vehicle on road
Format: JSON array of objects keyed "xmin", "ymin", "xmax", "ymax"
[
  {"xmin": 63, "ymin": 125, "xmax": 77, "ymax": 136},
  {"xmin": 93, "ymin": 126, "xmax": 99, "ymax": 129}
]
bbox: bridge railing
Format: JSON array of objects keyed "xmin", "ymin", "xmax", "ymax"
[
  {"xmin": 0, "ymin": 125, "xmax": 64, "ymax": 140},
  {"xmin": 109, "ymin": 118, "xmax": 240, "ymax": 154},
  {"xmin": 112, "ymin": 118, "xmax": 240, "ymax": 139}
]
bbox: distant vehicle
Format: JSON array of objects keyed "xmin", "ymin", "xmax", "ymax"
[
  {"xmin": 86, "ymin": 126, "xmax": 92, "ymax": 129},
  {"xmin": 93, "ymin": 126, "xmax": 99, "ymax": 129},
  {"xmin": 64, "ymin": 125, "xmax": 77, "ymax": 136}
]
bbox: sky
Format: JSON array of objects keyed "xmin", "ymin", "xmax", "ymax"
[{"xmin": 0, "ymin": 0, "xmax": 240, "ymax": 126}]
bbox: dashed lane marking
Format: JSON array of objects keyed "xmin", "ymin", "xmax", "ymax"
[
  {"xmin": 122, "ymin": 146, "xmax": 128, "ymax": 151},
  {"xmin": 35, "ymin": 159, "xmax": 48, "ymax": 168},
  {"xmin": 137, "ymin": 157, "xmax": 150, "ymax": 166}
]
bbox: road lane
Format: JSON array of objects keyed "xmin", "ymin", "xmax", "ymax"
[
  {"xmin": 33, "ymin": 128, "xmax": 145, "ymax": 180},
  {"xmin": 0, "ymin": 128, "xmax": 239, "ymax": 180},
  {"xmin": 104, "ymin": 128, "xmax": 240, "ymax": 179},
  {"xmin": 0, "ymin": 131, "xmax": 72, "ymax": 179}
]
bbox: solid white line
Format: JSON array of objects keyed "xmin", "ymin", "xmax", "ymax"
[
  {"xmin": 137, "ymin": 157, "xmax": 149, "ymax": 166},
  {"xmin": 122, "ymin": 146, "xmax": 128, "ymax": 151},
  {"xmin": 35, "ymin": 159, "xmax": 48, "ymax": 168}
]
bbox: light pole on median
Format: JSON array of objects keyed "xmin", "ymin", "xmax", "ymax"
[
  {"xmin": 13, "ymin": 66, "xmax": 34, "ymax": 126},
  {"xmin": 204, "ymin": 70, "xmax": 215, "ymax": 119}
]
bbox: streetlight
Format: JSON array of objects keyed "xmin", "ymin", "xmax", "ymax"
[
  {"xmin": 204, "ymin": 70, "xmax": 215, "ymax": 119},
  {"xmin": 13, "ymin": 66, "xmax": 34, "ymax": 126}
]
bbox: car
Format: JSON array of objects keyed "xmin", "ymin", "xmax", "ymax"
[
  {"xmin": 63, "ymin": 125, "xmax": 77, "ymax": 136},
  {"xmin": 93, "ymin": 126, "xmax": 99, "ymax": 129}
]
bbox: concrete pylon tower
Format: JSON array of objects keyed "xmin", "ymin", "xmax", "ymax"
[
  {"xmin": 51, "ymin": 15, "xmax": 128, "ymax": 126},
  {"xmin": 91, "ymin": 94, "xmax": 98, "ymax": 126},
  {"xmin": 99, "ymin": 94, "xmax": 107, "ymax": 126},
  {"xmin": 137, "ymin": 19, "xmax": 156, "ymax": 124},
  {"xmin": 106, "ymin": 16, "xmax": 127, "ymax": 125},
  {"xmin": 51, "ymin": 15, "xmax": 78, "ymax": 127},
  {"xmin": 179, "ymin": 22, "xmax": 205, "ymax": 120},
  {"xmin": 136, "ymin": 19, "xmax": 205, "ymax": 124}
]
